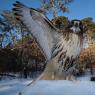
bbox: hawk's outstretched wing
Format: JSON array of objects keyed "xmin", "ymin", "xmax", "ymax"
[{"xmin": 13, "ymin": 1, "xmax": 59, "ymax": 60}]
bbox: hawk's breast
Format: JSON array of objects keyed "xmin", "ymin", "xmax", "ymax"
[
  {"xmin": 52, "ymin": 33, "xmax": 83, "ymax": 59},
  {"xmin": 52, "ymin": 33, "xmax": 83, "ymax": 73}
]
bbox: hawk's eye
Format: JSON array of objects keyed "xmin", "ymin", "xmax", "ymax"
[
  {"xmin": 79, "ymin": 22, "xmax": 82, "ymax": 26},
  {"xmin": 71, "ymin": 21, "xmax": 74, "ymax": 25}
]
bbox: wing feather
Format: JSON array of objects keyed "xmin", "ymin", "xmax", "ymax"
[{"xmin": 13, "ymin": 1, "xmax": 58, "ymax": 60}]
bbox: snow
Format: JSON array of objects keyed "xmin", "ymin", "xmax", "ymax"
[
  {"xmin": 21, "ymin": 80, "xmax": 95, "ymax": 95},
  {"xmin": 0, "ymin": 79, "xmax": 32, "ymax": 95},
  {"xmin": 0, "ymin": 73, "xmax": 95, "ymax": 95}
]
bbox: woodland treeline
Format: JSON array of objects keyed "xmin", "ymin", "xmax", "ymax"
[{"xmin": 0, "ymin": 0, "xmax": 95, "ymax": 77}]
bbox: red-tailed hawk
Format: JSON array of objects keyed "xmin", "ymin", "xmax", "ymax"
[{"xmin": 13, "ymin": 1, "xmax": 87, "ymax": 81}]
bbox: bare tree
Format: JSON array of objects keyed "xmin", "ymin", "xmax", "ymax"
[{"xmin": 40, "ymin": 0, "xmax": 73, "ymax": 17}]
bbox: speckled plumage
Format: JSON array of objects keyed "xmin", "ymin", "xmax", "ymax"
[{"xmin": 13, "ymin": 1, "xmax": 87, "ymax": 81}]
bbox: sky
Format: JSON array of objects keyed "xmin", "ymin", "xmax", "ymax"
[{"xmin": 0, "ymin": 0, "xmax": 95, "ymax": 21}]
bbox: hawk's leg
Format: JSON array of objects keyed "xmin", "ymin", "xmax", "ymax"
[{"xmin": 41, "ymin": 56, "xmax": 77, "ymax": 80}]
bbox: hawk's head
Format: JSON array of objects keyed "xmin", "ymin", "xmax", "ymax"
[{"xmin": 67, "ymin": 19, "xmax": 87, "ymax": 34}]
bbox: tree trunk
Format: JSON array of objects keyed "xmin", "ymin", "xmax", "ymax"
[{"xmin": 90, "ymin": 62, "xmax": 93, "ymax": 75}]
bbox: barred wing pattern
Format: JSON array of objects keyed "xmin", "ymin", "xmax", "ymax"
[
  {"xmin": 13, "ymin": 1, "xmax": 85, "ymax": 81},
  {"xmin": 13, "ymin": 1, "xmax": 59, "ymax": 60}
]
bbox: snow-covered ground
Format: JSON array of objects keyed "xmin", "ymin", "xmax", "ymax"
[
  {"xmin": 0, "ymin": 78, "xmax": 33, "ymax": 95},
  {"xmin": 0, "ymin": 72, "xmax": 95, "ymax": 95},
  {"xmin": 23, "ymin": 80, "xmax": 95, "ymax": 95}
]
